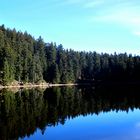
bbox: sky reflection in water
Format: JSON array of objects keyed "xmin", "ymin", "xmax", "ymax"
[{"xmin": 23, "ymin": 109, "xmax": 140, "ymax": 140}]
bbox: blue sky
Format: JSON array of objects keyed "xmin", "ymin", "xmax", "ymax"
[{"xmin": 0, "ymin": 0, "xmax": 140, "ymax": 54}]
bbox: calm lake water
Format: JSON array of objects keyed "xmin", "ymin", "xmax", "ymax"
[{"xmin": 0, "ymin": 85, "xmax": 140, "ymax": 140}]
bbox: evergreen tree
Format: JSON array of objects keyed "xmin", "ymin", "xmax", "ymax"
[
  {"xmin": 3, "ymin": 58, "xmax": 10, "ymax": 85},
  {"xmin": 0, "ymin": 24, "xmax": 140, "ymax": 85}
]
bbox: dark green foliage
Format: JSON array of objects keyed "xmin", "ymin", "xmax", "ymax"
[
  {"xmin": 1, "ymin": 86, "xmax": 140, "ymax": 139},
  {"xmin": 0, "ymin": 24, "xmax": 140, "ymax": 85},
  {"xmin": 3, "ymin": 58, "xmax": 11, "ymax": 85}
]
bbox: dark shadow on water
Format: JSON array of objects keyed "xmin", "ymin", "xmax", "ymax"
[{"xmin": 0, "ymin": 84, "xmax": 140, "ymax": 139}]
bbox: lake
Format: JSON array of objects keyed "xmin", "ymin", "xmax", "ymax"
[{"xmin": 0, "ymin": 84, "xmax": 140, "ymax": 140}]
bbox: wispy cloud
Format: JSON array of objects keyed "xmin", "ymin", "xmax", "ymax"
[
  {"xmin": 57, "ymin": 0, "xmax": 140, "ymax": 36},
  {"xmin": 84, "ymin": 0, "xmax": 105, "ymax": 8},
  {"xmin": 88, "ymin": 1, "xmax": 140, "ymax": 35},
  {"xmin": 136, "ymin": 122, "xmax": 140, "ymax": 128},
  {"xmin": 59, "ymin": 0, "xmax": 85, "ymax": 5},
  {"xmin": 64, "ymin": 0, "xmax": 83, "ymax": 4},
  {"xmin": 93, "ymin": 9, "xmax": 140, "ymax": 26},
  {"xmin": 133, "ymin": 31, "xmax": 140, "ymax": 37},
  {"xmin": 59, "ymin": 0, "xmax": 106, "ymax": 7}
]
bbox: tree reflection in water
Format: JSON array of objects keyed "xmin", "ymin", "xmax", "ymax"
[{"xmin": 0, "ymin": 85, "xmax": 140, "ymax": 140}]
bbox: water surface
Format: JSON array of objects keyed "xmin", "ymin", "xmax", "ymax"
[{"xmin": 0, "ymin": 85, "xmax": 140, "ymax": 140}]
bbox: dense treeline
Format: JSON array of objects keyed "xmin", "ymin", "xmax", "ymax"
[
  {"xmin": 0, "ymin": 86, "xmax": 140, "ymax": 139},
  {"xmin": 0, "ymin": 24, "xmax": 140, "ymax": 85}
]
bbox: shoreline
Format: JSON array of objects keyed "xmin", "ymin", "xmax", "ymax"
[
  {"xmin": 1, "ymin": 81, "xmax": 140, "ymax": 89},
  {"xmin": 0, "ymin": 83, "xmax": 86, "ymax": 89}
]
